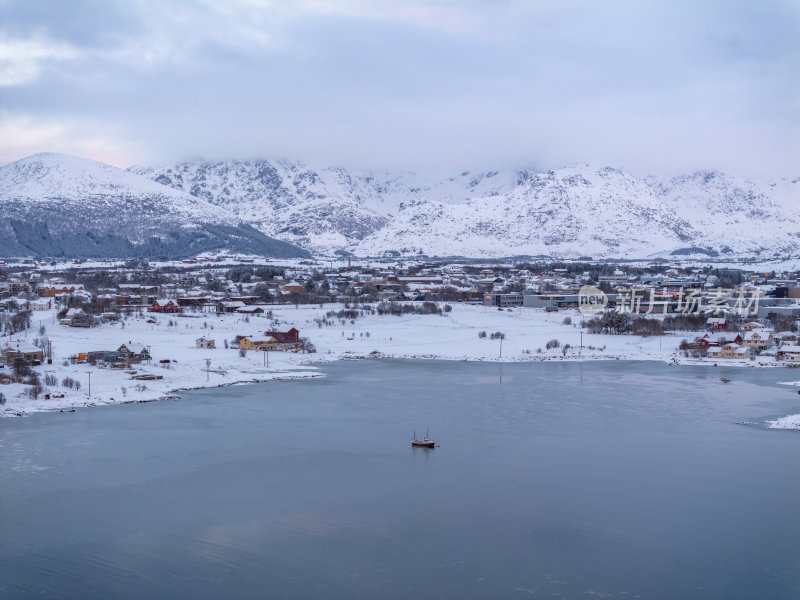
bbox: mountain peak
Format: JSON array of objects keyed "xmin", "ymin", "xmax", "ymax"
[{"xmin": 0, "ymin": 152, "xmax": 309, "ymax": 259}]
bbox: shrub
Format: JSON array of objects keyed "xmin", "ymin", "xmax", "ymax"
[
  {"xmin": 376, "ymin": 302, "xmax": 444, "ymax": 317},
  {"xmin": 631, "ymin": 317, "xmax": 664, "ymax": 336},
  {"xmin": 583, "ymin": 312, "xmax": 631, "ymax": 335},
  {"xmin": 546, "ymin": 339, "xmax": 560, "ymax": 349},
  {"xmin": 26, "ymin": 385, "xmax": 44, "ymax": 399},
  {"xmin": 562, "ymin": 316, "xmax": 572, "ymax": 325},
  {"xmin": 662, "ymin": 313, "xmax": 707, "ymax": 331}
]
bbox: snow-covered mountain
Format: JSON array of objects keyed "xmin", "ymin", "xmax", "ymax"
[
  {"xmin": 134, "ymin": 159, "xmax": 800, "ymax": 259},
  {"xmin": 1, "ymin": 152, "xmax": 796, "ymax": 259},
  {"xmin": 131, "ymin": 160, "xmax": 394, "ymax": 252},
  {"xmin": 0, "ymin": 153, "xmax": 309, "ymax": 258},
  {"xmin": 656, "ymin": 171, "xmax": 800, "ymax": 256}
]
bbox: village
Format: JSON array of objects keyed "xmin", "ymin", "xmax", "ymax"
[{"xmin": 2, "ymin": 254, "xmax": 800, "ymax": 416}]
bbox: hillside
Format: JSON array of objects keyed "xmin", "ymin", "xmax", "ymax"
[
  {"xmin": 134, "ymin": 159, "xmax": 800, "ymax": 259},
  {"xmin": 0, "ymin": 153, "xmax": 310, "ymax": 258}
]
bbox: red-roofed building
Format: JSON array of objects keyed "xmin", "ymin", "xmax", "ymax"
[
  {"xmin": 150, "ymin": 299, "xmax": 181, "ymax": 313},
  {"xmin": 264, "ymin": 328, "xmax": 299, "ymax": 344}
]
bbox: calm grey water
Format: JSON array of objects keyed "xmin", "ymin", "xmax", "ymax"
[{"xmin": 2, "ymin": 360, "xmax": 799, "ymax": 600}]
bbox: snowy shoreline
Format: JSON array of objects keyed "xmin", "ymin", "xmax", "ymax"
[{"xmin": 2, "ymin": 303, "xmax": 799, "ymax": 426}]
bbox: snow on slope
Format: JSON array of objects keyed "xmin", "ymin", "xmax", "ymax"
[
  {"xmin": 130, "ymin": 161, "xmax": 547, "ymax": 253},
  {"xmin": 0, "ymin": 153, "xmax": 232, "ymax": 240},
  {"xmin": 131, "ymin": 160, "xmax": 392, "ymax": 250},
  {"xmin": 135, "ymin": 158, "xmax": 800, "ymax": 258},
  {"xmin": 5, "ymin": 152, "xmax": 796, "ymax": 259},
  {"xmin": 658, "ymin": 171, "xmax": 800, "ymax": 255},
  {"xmin": 356, "ymin": 167, "xmax": 700, "ymax": 257},
  {"xmin": 0, "ymin": 153, "xmax": 312, "ymax": 258},
  {"xmin": 358, "ymin": 166, "xmax": 800, "ymax": 258}
]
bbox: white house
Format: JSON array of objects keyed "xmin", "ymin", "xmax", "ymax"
[
  {"xmin": 741, "ymin": 329, "xmax": 774, "ymax": 350},
  {"xmin": 708, "ymin": 343, "xmax": 750, "ymax": 359},
  {"xmin": 29, "ymin": 299, "xmax": 51, "ymax": 311},
  {"xmin": 777, "ymin": 344, "xmax": 800, "ymax": 363},
  {"xmin": 774, "ymin": 331, "xmax": 798, "ymax": 344},
  {"xmin": 196, "ymin": 337, "xmax": 216, "ymax": 349}
]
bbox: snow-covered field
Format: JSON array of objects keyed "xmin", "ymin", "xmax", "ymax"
[{"xmin": 1, "ymin": 303, "xmax": 797, "ymax": 427}]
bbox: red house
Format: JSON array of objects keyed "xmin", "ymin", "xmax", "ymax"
[
  {"xmin": 706, "ymin": 317, "xmax": 728, "ymax": 331},
  {"xmin": 264, "ymin": 328, "xmax": 299, "ymax": 344},
  {"xmin": 694, "ymin": 332, "xmax": 742, "ymax": 348},
  {"xmin": 150, "ymin": 299, "xmax": 181, "ymax": 313}
]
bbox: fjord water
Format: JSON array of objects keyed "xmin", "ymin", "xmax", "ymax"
[{"xmin": 2, "ymin": 361, "xmax": 799, "ymax": 600}]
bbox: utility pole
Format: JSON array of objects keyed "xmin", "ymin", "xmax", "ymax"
[
  {"xmin": 580, "ymin": 331, "xmax": 583, "ymax": 356},
  {"xmin": 85, "ymin": 371, "xmax": 92, "ymax": 399},
  {"xmin": 499, "ymin": 336, "xmax": 503, "ymax": 358},
  {"xmin": 205, "ymin": 358, "xmax": 211, "ymax": 381}
]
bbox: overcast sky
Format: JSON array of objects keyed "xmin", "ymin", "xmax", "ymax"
[{"xmin": 0, "ymin": 0, "xmax": 798, "ymax": 176}]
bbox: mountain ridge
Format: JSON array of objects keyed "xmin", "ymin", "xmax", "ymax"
[
  {"xmin": 1, "ymin": 152, "xmax": 797, "ymax": 259},
  {"xmin": 132, "ymin": 158, "xmax": 800, "ymax": 259}
]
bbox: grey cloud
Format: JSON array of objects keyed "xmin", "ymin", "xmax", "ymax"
[{"xmin": 0, "ymin": 0, "xmax": 797, "ymax": 177}]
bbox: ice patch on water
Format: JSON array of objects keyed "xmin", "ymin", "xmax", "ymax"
[{"xmin": 766, "ymin": 414, "xmax": 800, "ymax": 429}]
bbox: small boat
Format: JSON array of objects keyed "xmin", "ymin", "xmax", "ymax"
[{"xmin": 412, "ymin": 428, "xmax": 435, "ymax": 448}]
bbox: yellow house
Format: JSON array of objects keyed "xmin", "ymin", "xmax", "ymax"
[
  {"xmin": 708, "ymin": 343, "xmax": 750, "ymax": 359},
  {"xmin": 4, "ymin": 344, "xmax": 44, "ymax": 365},
  {"xmin": 238, "ymin": 335, "xmax": 276, "ymax": 350},
  {"xmin": 282, "ymin": 281, "xmax": 303, "ymax": 292}
]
